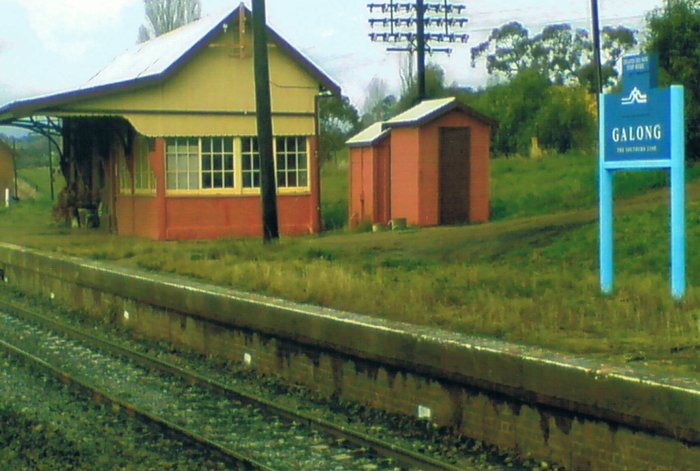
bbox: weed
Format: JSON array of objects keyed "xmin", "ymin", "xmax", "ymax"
[
  {"xmin": 305, "ymin": 248, "xmax": 336, "ymax": 261},
  {"xmin": 3, "ymin": 155, "xmax": 700, "ymax": 376}
]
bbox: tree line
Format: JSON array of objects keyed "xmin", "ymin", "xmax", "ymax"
[
  {"xmin": 322, "ymin": 0, "xmax": 700, "ymax": 161},
  {"xmin": 6, "ymin": 1, "xmax": 698, "ymax": 165},
  {"xmin": 129, "ymin": 0, "xmax": 700, "ymax": 162}
]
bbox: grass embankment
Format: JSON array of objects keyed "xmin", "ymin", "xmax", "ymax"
[
  {"xmin": 320, "ymin": 158, "xmax": 348, "ymax": 230},
  {"xmin": 2, "ymin": 154, "xmax": 700, "ymax": 376}
]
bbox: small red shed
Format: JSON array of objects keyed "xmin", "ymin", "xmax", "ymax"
[
  {"xmin": 346, "ymin": 122, "xmax": 391, "ymax": 227},
  {"xmin": 347, "ymin": 97, "xmax": 494, "ymax": 228}
]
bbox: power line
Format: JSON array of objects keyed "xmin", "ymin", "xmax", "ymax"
[
  {"xmin": 368, "ymin": 0, "xmax": 470, "ymax": 101},
  {"xmin": 368, "ymin": 0, "xmax": 470, "ymax": 55}
]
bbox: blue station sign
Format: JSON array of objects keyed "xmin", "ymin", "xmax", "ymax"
[
  {"xmin": 603, "ymin": 54, "xmax": 672, "ymax": 164},
  {"xmin": 599, "ymin": 53, "xmax": 686, "ymax": 299}
]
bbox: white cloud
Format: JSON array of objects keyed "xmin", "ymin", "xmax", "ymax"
[
  {"xmin": 319, "ymin": 28, "xmax": 336, "ymax": 40},
  {"xmin": 0, "ymin": 81, "xmax": 25, "ymax": 105},
  {"xmin": 17, "ymin": 0, "xmax": 139, "ymax": 59},
  {"xmin": 0, "ymin": 37, "xmax": 14, "ymax": 54}
]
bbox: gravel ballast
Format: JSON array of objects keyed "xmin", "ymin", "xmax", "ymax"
[{"xmin": 0, "ymin": 351, "xmax": 232, "ymax": 470}]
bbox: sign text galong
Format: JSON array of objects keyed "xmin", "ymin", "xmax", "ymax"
[{"xmin": 599, "ymin": 53, "xmax": 686, "ymax": 299}]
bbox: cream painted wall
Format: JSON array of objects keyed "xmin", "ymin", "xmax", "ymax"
[{"xmin": 65, "ymin": 23, "xmax": 318, "ymax": 137}]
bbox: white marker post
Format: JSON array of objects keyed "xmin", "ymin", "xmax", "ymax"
[{"xmin": 4, "ymin": 188, "xmax": 9, "ymax": 208}]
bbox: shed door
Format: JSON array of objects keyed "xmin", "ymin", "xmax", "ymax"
[{"xmin": 439, "ymin": 127, "xmax": 470, "ymax": 224}]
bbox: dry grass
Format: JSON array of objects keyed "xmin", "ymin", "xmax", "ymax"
[{"xmin": 2, "ymin": 157, "xmax": 700, "ymax": 377}]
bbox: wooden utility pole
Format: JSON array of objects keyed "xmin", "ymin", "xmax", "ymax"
[
  {"xmin": 12, "ymin": 138, "xmax": 18, "ymax": 200},
  {"xmin": 590, "ymin": 0, "xmax": 603, "ymax": 96},
  {"xmin": 47, "ymin": 131, "xmax": 55, "ymax": 201},
  {"xmin": 252, "ymin": 0, "xmax": 279, "ymax": 241},
  {"xmin": 416, "ymin": 0, "xmax": 426, "ymax": 102},
  {"xmin": 368, "ymin": 1, "xmax": 468, "ymax": 103}
]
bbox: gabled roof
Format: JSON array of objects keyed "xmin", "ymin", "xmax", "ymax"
[
  {"xmin": 382, "ymin": 97, "xmax": 496, "ymax": 129},
  {"xmin": 346, "ymin": 97, "xmax": 496, "ymax": 148},
  {"xmin": 83, "ymin": 7, "xmax": 236, "ymax": 91},
  {"xmin": 0, "ymin": 3, "xmax": 339, "ymax": 122},
  {"xmin": 345, "ymin": 122, "xmax": 390, "ymax": 148}
]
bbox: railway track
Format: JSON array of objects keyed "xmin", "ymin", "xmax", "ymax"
[{"xmin": 0, "ymin": 298, "xmax": 467, "ymax": 470}]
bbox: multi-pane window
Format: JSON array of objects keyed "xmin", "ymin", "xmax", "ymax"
[
  {"xmin": 166, "ymin": 138, "xmax": 199, "ymax": 190},
  {"xmin": 134, "ymin": 136, "xmax": 156, "ymax": 192},
  {"xmin": 241, "ymin": 137, "xmax": 260, "ymax": 189},
  {"xmin": 164, "ymin": 136, "xmax": 309, "ymax": 193},
  {"xmin": 201, "ymin": 137, "xmax": 234, "ymax": 189},
  {"xmin": 275, "ymin": 137, "xmax": 308, "ymax": 188}
]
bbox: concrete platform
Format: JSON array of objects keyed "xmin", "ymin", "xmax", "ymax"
[{"xmin": 1, "ymin": 242, "xmax": 698, "ymax": 469}]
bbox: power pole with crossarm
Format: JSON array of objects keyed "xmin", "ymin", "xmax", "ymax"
[{"xmin": 368, "ymin": 1, "xmax": 469, "ymax": 102}]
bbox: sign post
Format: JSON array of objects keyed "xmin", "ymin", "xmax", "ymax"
[{"xmin": 599, "ymin": 54, "xmax": 686, "ymax": 299}]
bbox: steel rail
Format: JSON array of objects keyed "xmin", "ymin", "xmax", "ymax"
[
  {"xmin": 0, "ymin": 336, "xmax": 272, "ymax": 471},
  {"xmin": 0, "ymin": 297, "xmax": 463, "ymax": 471}
]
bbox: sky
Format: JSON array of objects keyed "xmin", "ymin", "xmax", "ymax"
[{"xmin": 0, "ymin": 0, "xmax": 665, "ymax": 121}]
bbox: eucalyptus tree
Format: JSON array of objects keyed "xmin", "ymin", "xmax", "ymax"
[
  {"xmin": 319, "ymin": 96, "xmax": 360, "ymax": 164},
  {"xmin": 138, "ymin": 0, "xmax": 202, "ymax": 42},
  {"xmin": 471, "ymin": 22, "xmax": 636, "ymax": 88},
  {"xmin": 361, "ymin": 77, "xmax": 395, "ymax": 126},
  {"xmin": 646, "ymin": 0, "xmax": 700, "ymax": 159}
]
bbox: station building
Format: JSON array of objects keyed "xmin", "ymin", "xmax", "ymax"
[
  {"xmin": 346, "ymin": 97, "xmax": 494, "ymax": 228},
  {"xmin": 0, "ymin": 4, "xmax": 339, "ymax": 239}
]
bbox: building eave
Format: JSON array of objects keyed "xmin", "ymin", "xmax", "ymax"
[
  {"xmin": 346, "ymin": 121, "xmax": 391, "ymax": 148},
  {"xmin": 0, "ymin": 4, "xmax": 340, "ymax": 123},
  {"xmin": 382, "ymin": 98, "xmax": 497, "ymax": 130}
]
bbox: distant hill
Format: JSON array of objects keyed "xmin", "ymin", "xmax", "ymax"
[{"xmin": 0, "ymin": 133, "xmax": 52, "ymax": 169}]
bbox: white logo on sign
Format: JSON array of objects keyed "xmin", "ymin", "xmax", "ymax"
[{"xmin": 621, "ymin": 87, "xmax": 648, "ymax": 106}]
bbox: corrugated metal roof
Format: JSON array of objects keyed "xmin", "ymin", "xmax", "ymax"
[
  {"xmin": 0, "ymin": 8, "xmax": 233, "ymax": 119},
  {"xmin": 0, "ymin": 4, "xmax": 340, "ymax": 121},
  {"xmin": 381, "ymin": 96, "xmax": 496, "ymax": 129},
  {"xmin": 345, "ymin": 122, "xmax": 389, "ymax": 147},
  {"xmin": 383, "ymin": 97, "xmax": 456, "ymax": 127},
  {"xmin": 84, "ymin": 8, "xmax": 232, "ymax": 90}
]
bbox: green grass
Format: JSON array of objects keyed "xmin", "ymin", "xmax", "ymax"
[
  {"xmin": 320, "ymin": 151, "xmax": 348, "ymax": 230},
  {"xmin": 3, "ymin": 157, "xmax": 700, "ymax": 377},
  {"xmin": 17, "ymin": 167, "xmax": 63, "ymax": 203},
  {"xmin": 490, "ymin": 151, "xmax": 700, "ymax": 219}
]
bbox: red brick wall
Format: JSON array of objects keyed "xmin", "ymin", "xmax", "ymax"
[
  {"xmin": 389, "ymin": 127, "xmax": 421, "ymax": 224},
  {"xmin": 348, "ymin": 138, "xmax": 391, "ymax": 227},
  {"xmin": 348, "ymin": 146, "xmax": 371, "ymax": 226},
  {"xmin": 164, "ymin": 194, "xmax": 314, "ymax": 239},
  {"xmin": 115, "ymin": 195, "xmax": 160, "ymax": 239},
  {"xmin": 115, "ymin": 137, "xmax": 318, "ymax": 240},
  {"xmin": 418, "ymin": 119, "xmax": 439, "ymax": 226}
]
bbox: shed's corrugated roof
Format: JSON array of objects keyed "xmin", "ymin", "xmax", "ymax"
[
  {"xmin": 383, "ymin": 97, "xmax": 456, "ymax": 127},
  {"xmin": 382, "ymin": 96, "xmax": 496, "ymax": 129},
  {"xmin": 0, "ymin": 4, "xmax": 339, "ymax": 122},
  {"xmin": 345, "ymin": 122, "xmax": 390, "ymax": 147},
  {"xmin": 346, "ymin": 97, "xmax": 496, "ymax": 149}
]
